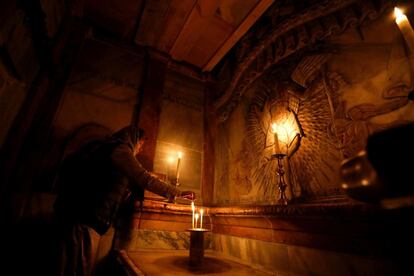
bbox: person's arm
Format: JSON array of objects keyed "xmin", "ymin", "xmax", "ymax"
[{"xmin": 111, "ymin": 144, "xmax": 181, "ymax": 199}]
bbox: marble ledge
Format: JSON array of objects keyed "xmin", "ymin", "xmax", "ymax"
[{"xmin": 136, "ymin": 197, "xmax": 387, "ymax": 219}]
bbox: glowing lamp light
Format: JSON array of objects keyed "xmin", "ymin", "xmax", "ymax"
[
  {"xmin": 269, "ymin": 97, "xmax": 304, "ymax": 205},
  {"xmin": 393, "ymin": 6, "xmax": 414, "ymax": 53},
  {"xmin": 194, "ymin": 213, "xmax": 199, "ymax": 229},
  {"xmin": 271, "ymin": 111, "xmax": 302, "ymax": 155},
  {"xmin": 394, "ymin": 7, "xmax": 407, "ymax": 24}
]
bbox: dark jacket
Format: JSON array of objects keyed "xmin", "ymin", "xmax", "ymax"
[{"xmin": 54, "ymin": 132, "xmax": 180, "ymax": 235}]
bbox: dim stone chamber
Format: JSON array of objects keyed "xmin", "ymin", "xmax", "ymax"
[{"xmin": 115, "ymin": 199, "xmax": 406, "ymax": 275}]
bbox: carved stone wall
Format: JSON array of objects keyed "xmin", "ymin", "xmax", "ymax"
[
  {"xmin": 214, "ymin": 4, "xmax": 414, "ymax": 205},
  {"xmin": 215, "ymin": 0, "xmax": 393, "ymax": 122}
]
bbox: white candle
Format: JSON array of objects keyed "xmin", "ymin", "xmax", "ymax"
[
  {"xmin": 200, "ymin": 209, "xmax": 204, "ymax": 229},
  {"xmin": 195, "ymin": 213, "xmax": 199, "ymax": 229},
  {"xmin": 176, "ymin": 152, "xmax": 183, "ymax": 182},
  {"xmin": 271, "ymin": 123, "xmax": 280, "ymax": 154},
  {"xmin": 395, "ymin": 7, "xmax": 414, "ymax": 54},
  {"xmin": 191, "ymin": 201, "xmax": 195, "ymax": 229}
]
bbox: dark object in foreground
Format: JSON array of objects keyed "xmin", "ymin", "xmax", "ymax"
[
  {"xmin": 188, "ymin": 229, "xmax": 210, "ymax": 268},
  {"xmin": 340, "ymin": 123, "xmax": 414, "ymax": 204}
]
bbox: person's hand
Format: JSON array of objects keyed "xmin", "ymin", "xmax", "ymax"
[
  {"xmin": 179, "ymin": 191, "xmax": 195, "ymax": 201},
  {"xmin": 167, "ymin": 194, "xmax": 175, "ymax": 203}
]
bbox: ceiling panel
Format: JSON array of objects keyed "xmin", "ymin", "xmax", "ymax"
[{"xmin": 84, "ymin": 0, "xmax": 272, "ymax": 71}]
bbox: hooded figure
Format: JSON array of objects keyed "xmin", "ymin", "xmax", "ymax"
[{"xmin": 53, "ymin": 125, "xmax": 194, "ymax": 276}]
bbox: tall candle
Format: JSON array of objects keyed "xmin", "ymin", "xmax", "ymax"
[
  {"xmin": 271, "ymin": 123, "xmax": 281, "ymax": 154},
  {"xmin": 200, "ymin": 209, "xmax": 204, "ymax": 229},
  {"xmin": 195, "ymin": 213, "xmax": 199, "ymax": 229},
  {"xmin": 191, "ymin": 201, "xmax": 195, "ymax": 229},
  {"xmin": 176, "ymin": 152, "xmax": 183, "ymax": 182},
  {"xmin": 395, "ymin": 7, "xmax": 414, "ymax": 54}
]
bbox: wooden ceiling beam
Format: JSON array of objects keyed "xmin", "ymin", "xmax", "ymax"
[
  {"xmin": 169, "ymin": 0, "xmax": 220, "ymax": 62},
  {"xmin": 202, "ymin": 0, "xmax": 274, "ymax": 72}
]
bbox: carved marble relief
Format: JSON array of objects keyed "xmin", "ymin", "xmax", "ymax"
[
  {"xmin": 329, "ymin": 73, "xmax": 412, "ymax": 158},
  {"xmin": 241, "ymin": 72, "xmax": 343, "ymax": 202},
  {"xmin": 215, "ymin": 0, "xmax": 392, "ymax": 122},
  {"xmin": 214, "ymin": 0, "xmax": 414, "ymax": 205}
]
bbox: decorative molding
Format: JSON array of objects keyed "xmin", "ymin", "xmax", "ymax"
[
  {"xmin": 133, "ymin": 199, "xmax": 407, "ymax": 256},
  {"xmin": 139, "ymin": 198, "xmax": 376, "ymax": 218},
  {"xmin": 215, "ymin": 0, "xmax": 392, "ymax": 122}
]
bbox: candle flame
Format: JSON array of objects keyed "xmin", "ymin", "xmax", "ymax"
[
  {"xmin": 271, "ymin": 114, "xmax": 298, "ymax": 145},
  {"xmin": 200, "ymin": 209, "xmax": 204, "ymax": 229},
  {"xmin": 195, "ymin": 213, "xmax": 199, "ymax": 219},
  {"xmin": 191, "ymin": 201, "xmax": 195, "ymax": 229},
  {"xmin": 394, "ymin": 7, "xmax": 407, "ymax": 24},
  {"xmin": 177, "ymin": 151, "xmax": 183, "ymax": 158}
]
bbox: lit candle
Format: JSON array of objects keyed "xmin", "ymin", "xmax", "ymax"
[
  {"xmin": 200, "ymin": 209, "xmax": 204, "ymax": 229},
  {"xmin": 176, "ymin": 152, "xmax": 183, "ymax": 183},
  {"xmin": 195, "ymin": 213, "xmax": 199, "ymax": 229},
  {"xmin": 394, "ymin": 7, "xmax": 414, "ymax": 54},
  {"xmin": 191, "ymin": 201, "xmax": 195, "ymax": 229},
  {"xmin": 271, "ymin": 123, "xmax": 281, "ymax": 154}
]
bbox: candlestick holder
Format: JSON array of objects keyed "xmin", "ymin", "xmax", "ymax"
[
  {"xmin": 187, "ymin": 228, "xmax": 210, "ymax": 268},
  {"xmin": 272, "ymin": 153, "xmax": 288, "ymax": 205}
]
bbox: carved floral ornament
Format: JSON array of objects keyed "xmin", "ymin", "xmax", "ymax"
[{"xmin": 214, "ymin": 0, "xmax": 392, "ymax": 122}]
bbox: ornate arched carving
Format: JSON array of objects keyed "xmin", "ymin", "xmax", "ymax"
[{"xmin": 215, "ymin": 0, "xmax": 392, "ymax": 122}]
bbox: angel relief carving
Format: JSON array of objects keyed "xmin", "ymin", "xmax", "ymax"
[
  {"xmin": 233, "ymin": 75, "xmax": 346, "ymax": 203},
  {"xmin": 238, "ymin": 83, "xmax": 305, "ymax": 203}
]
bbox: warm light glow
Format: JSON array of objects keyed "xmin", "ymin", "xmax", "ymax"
[
  {"xmin": 167, "ymin": 156, "xmax": 174, "ymax": 163},
  {"xmin": 271, "ymin": 123, "xmax": 278, "ymax": 134},
  {"xmin": 271, "ymin": 112, "xmax": 300, "ymax": 154},
  {"xmin": 195, "ymin": 213, "xmax": 199, "ymax": 229},
  {"xmin": 393, "ymin": 7, "xmax": 414, "ymax": 61},
  {"xmin": 361, "ymin": 179, "xmax": 369, "ymax": 186},
  {"xmin": 394, "ymin": 7, "xmax": 408, "ymax": 24},
  {"xmin": 191, "ymin": 201, "xmax": 195, "ymax": 229},
  {"xmin": 271, "ymin": 123, "xmax": 281, "ymax": 154},
  {"xmin": 175, "ymin": 151, "xmax": 183, "ymax": 183},
  {"xmin": 200, "ymin": 209, "xmax": 204, "ymax": 229}
]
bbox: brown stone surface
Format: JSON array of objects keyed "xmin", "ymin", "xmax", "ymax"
[
  {"xmin": 137, "ymin": 55, "xmax": 167, "ymax": 171},
  {"xmin": 133, "ymin": 200, "xmax": 408, "ymax": 258},
  {"xmin": 213, "ymin": 5, "xmax": 414, "ymax": 206},
  {"xmin": 124, "ymin": 249, "xmax": 269, "ymax": 275}
]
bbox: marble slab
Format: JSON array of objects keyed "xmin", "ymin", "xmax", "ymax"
[
  {"xmin": 125, "ymin": 229, "xmax": 212, "ymax": 251},
  {"xmin": 212, "ymin": 234, "xmax": 398, "ymax": 276}
]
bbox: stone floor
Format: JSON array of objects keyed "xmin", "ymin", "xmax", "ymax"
[{"xmin": 124, "ymin": 249, "xmax": 270, "ymax": 275}]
